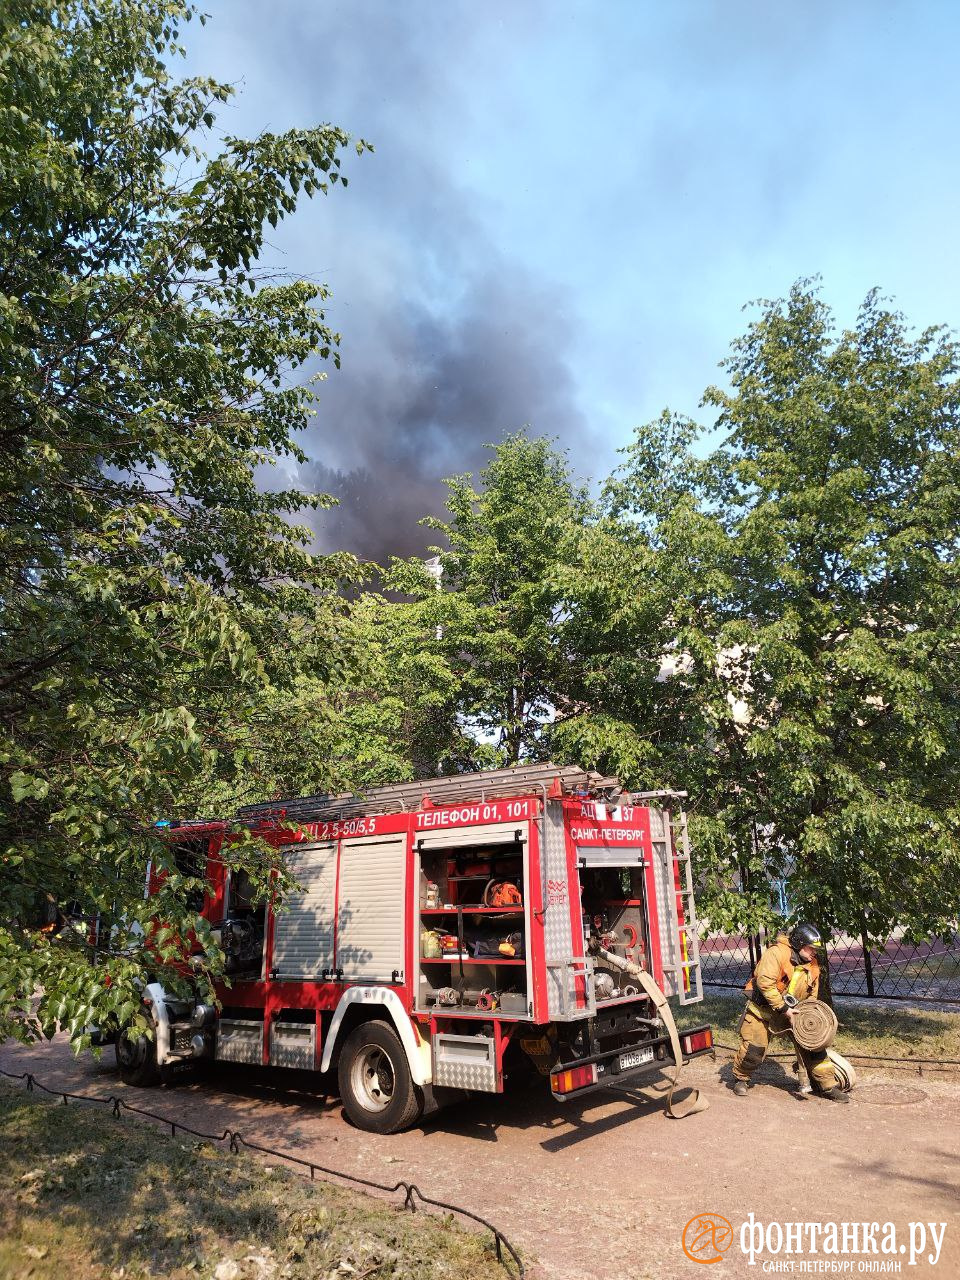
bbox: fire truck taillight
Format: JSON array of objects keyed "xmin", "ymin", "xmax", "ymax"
[
  {"xmin": 680, "ymin": 1027, "xmax": 713, "ymax": 1055},
  {"xmin": 550, "ymin": 1063, "xmax": 598, "ymax": 1094}
]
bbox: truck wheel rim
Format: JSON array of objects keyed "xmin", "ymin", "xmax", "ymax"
[{"xmin": 352, "ymin": 1045, "xmax": 395, "ymax": 1112}]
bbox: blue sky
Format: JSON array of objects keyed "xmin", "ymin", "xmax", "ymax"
[{"xmin": 183, "ymin": 1, "xmax": 960, "ymax": 557}]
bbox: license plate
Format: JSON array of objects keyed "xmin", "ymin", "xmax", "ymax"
[{"xmin": 618, "ymin": 1046, "xmax": 654, "ymax": 1072}]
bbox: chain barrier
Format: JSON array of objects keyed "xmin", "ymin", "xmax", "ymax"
[
  {"xmin": 709, "ymin": 1041, "xmax": 960, "ymax": 1075},
  {"xmin": 0, "ymin": 1067, "xmax": 523, "ymax": 1278}
]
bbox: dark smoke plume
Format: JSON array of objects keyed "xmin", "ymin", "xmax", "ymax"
[
  {"xmin": 299, "ymin": 270, "xmax": 592, "ymax": 561},
  {"xmin": 190, "ymin": 3, "xmax": 593, "ymax": 563}
]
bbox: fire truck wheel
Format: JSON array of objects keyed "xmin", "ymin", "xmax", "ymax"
[
  {"xmin": 337, "ymin": 1021, "xmax": 423, "ymax": 1134},
  {"xmin": 115, "ymin": 1026, "xmax": 161, "ymax": 1087}
]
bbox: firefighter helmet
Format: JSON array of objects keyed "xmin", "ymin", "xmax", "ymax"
[
  {"xmin": 825, "ymin": 1048, "xmax": 857, "ymax": 1092},
  {"xmin": 788, "ymin": 921, "xmax": 823, "ymax": 953}
]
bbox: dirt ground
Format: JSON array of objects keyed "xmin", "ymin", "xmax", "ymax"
[{"xmin": 2, "ymin": 1037, "xmax": 957, "ymax": 1280}]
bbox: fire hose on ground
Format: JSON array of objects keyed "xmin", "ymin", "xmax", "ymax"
[{"xmin": 593, "ymin": 944, "xmax": 709, "ymax": 1119}]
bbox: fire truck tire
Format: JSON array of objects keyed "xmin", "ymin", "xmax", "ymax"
[
  {"xmin": 337, "ymin": 1021, "xmax": 423, "ymax": 1134},
  {"xmin": 115, "ymin": 1026, "xmax": 161, "ymax": 1087}
]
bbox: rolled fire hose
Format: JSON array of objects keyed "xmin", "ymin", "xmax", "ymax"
[
  {"xmin": 789, "ymin": 998, "xmax": 838, "ymax": 1052},
  {"xmin": 596, "ymin": 946, "xmax": 708, "ymax": 1119},
  {"xmin": 825, "ymin": 1047, "xmax": 857, "ymax": 1092}
]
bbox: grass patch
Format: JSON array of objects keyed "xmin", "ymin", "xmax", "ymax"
[
  {"xmin": 0, "ymin": 1083, "xmax": 515, "ymax": 1280},
  {"xmin": 675, "ymin": 992, "xmax": 960, "ymax": 1063}
]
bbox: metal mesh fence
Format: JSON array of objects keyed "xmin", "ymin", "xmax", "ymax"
[{"xmin": 698, "ymin": 927, "xmax": 960, "ymax": 1004}]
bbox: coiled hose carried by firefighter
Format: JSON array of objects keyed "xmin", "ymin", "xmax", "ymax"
[
  {"xmin": 594, "ymin": 945, "xmax": 709, "ymax": 1119},
  {"xmin": 789, "ymin": 998, "xmax": 838, "ymax": 1052}
]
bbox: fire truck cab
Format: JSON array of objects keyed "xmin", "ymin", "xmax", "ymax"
[{"xmin": 121, "ymin": 765, "xmax": 711, "ymax": 1132}]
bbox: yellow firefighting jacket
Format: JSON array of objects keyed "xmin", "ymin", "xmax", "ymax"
[{"xmin": 745, "ymin": 934, "xmax": 820, "ymax": 1020}]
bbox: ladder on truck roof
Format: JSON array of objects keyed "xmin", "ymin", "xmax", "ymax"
[
  {"xmin": 238, "ymin": 762, "xmax": 620, "ymax": 824},
  {"xmin": 669, "ymin": 805, "xmax": 703, "ymax": 1005}
]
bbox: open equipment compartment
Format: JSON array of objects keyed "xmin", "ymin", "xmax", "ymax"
[
  {"xmin": 577, "ymin": 861, "xmax": 654, "ymax": 1004},
  {"xmin": 413, "ymin": 820, "xmax": 533, "ymax": 1020}
]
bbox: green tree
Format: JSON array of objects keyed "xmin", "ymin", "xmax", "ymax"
[
  {"xmin": 0, "ymin": 0, "xmax": 368, "ymax": 1044},
  {"xmin": 546, "ymin": 410, "xmax": 717, "ymax": 789},
  {"xmin": 383, "ymin": 434, "xmax": 593, "ymax": 768},
  {"xmin": 247, "ymin": 436, "xmax": 595, "ymax": 790},
  {"xmin": 216, "ymin": 590, "xmax": 475, "ymax": 801},
  {"xmin": 601, "ymin": 284, "xmax": 960, "ymax": 941}
]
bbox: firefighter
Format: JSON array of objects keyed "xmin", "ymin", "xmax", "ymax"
[{"xmin": 732, "ymin": 922, "xmax": 849, "ymax": 1102}]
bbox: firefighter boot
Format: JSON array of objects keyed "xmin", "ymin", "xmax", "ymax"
[
  {"xmin": 733, "ymin": 1080, "xmax": 749, "ymax": 1097},
  {"xmin": 819, "ymin": 1087, "xmax": 850, "ymax": 1104}
]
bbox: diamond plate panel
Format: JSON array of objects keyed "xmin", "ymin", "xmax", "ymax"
[
  {"xmin": 433, "ymin": 1058, "xmax": 499, "ymax": 1091},
  {"xmin": 650, "ymin": 809, "xmax": 681, "ymax": 997},
  {"xmin": 216, "ymin": 1019, "xmax": 263, "ymax": 1065},
  {"xmin": 542, "ymin": 801, "xmax": 581, "ymax": 1018},
  {"xmin": 433, "ymin": 1031, "xmax": 498, "ymax": 1092},
  {"xmin": 270, "ymin": 1022, "xmax": 316, "ymax": 1070}
]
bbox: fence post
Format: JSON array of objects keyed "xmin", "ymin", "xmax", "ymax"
[
  {"xmin": 819, "ymin": 941, "xmax": 834, "ymax": 1008},
  {"xmin": 861, "ymin": 929, "xmax": 875, "ymax": 998}
]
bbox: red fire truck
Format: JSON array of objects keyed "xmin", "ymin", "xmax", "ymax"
[{"xmin": 116, "ymin": 764, "xmax": 712, "ymax": 1132}]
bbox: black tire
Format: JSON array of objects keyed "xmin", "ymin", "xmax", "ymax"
[
  {"xmin": 337, "ymin": 1020, "xmax": 423, "ymax": 1134},
  {"xmin": 115, "ymin": 1026, "xmax": 161, "ymax": 1087}
]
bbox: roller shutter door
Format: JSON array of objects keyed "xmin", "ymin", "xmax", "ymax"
[
  {"xmin": 415, "ymin": 821, "xmax": 528, "ymax": 851},
  {"xmin": 336, "ymin": 835, "xmax": 407, "ymax": 982},
  {"xmin": 271, "ymin": 841, "xmax": 336, "ymax": 979},
  {"xmin": 576, "ymin": 847, "xmax": 647, "ymax": 867}
]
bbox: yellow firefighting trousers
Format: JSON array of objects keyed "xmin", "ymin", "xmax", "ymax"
[{"xmin": 732, "ymin": 1007, "xmax": 837, "ymax": 1092}]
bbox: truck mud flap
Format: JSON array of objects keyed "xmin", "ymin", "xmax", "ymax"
[{"xmin": 550, "ymin": 1022, "xmax": 713, "ymax": 1103}]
